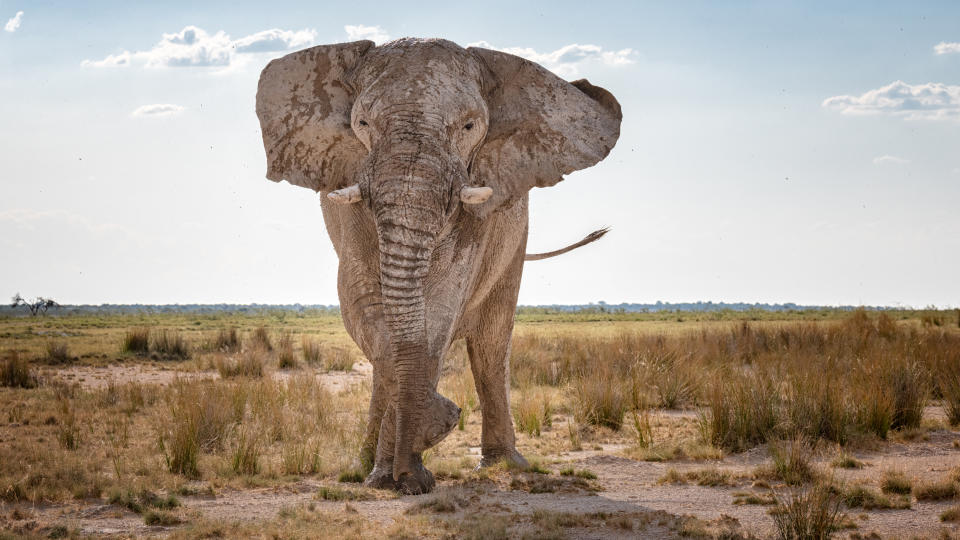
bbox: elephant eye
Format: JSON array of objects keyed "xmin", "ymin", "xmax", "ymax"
[
  {"xmin": 358, "ymin": 120, "xmax": 368, "ymax": 127},
  {"xmin": 463, "ymin": 122, "xmax": 474, "ymax": 131}
]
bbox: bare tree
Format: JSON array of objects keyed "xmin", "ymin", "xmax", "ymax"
[{"xmin": 10, "ymin": 293, "xmax": 60, "ymax": 316}]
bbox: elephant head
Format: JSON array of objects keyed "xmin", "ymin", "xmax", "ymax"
[{"xmin": 256, "ymin": 38, "xmax": 620, "ymax": 486}]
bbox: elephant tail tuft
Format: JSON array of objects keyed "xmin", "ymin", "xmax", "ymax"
[{"xmin": 524, "ymin": 227, "xmax": 610, "ymax": 261}]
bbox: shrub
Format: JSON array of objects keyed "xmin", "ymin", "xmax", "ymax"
[
  {"xmin": 842, "ymin": 485, "xmax": 909, "ymax": 510},
  {"xmin": 771, "ymin": 482, "xmax": 843, "ymax": 540},
  {"xmin": 325, "ymin": 347, "xmax": 355, "ymax": 371},
  {"xmin": 56, "ymin": 398, "xmax": 81, "ymax": 450},
  {"xmin": 301, "ymin": 337, "xmax": 323, "ymax": 366},
  {"xmin": 880, "ymin": 470, "xmax": 912, "ymax": 495},
  {"xmin": 1, "ymin": 351, "xmax": 38, "ymax": 388},
  {"xmin": 231, "ymin": 426, "xmax": 261, "ymax": 475},
  {"xmin": 572, "ymin": 368, "xmax": 628, "ymax": 430},
  {"xmin": 143, "ymin": 510, "xmax": 180, "ymax": 526},
  {"xmin": 159, "ymin": 380, "xmax": 246, "ymax": 477},
  {"xmin": 122, "ymin": 328, "xmax": 151, "ymax": 355},
  {"xmin": 914, "ymin": 479, "xmax": 958, "ymax": 501},
  {"xmin": 216, "ymin": 350, "xmax": 265, "ymax": 378},
  {"xmin": 941, "ymin": 505, "xmax": 960, "ymax": 522},
  {"xmin": 213, "ymin": 327, "xmax": 241, "ymax": 353},
  {"xmin": 251, "ymin": 326, "xmax": 272, "ymax": 351},
  {"xmin": 758, "ymin": 439, "xmax": 817, "ymax": 486},
  {"xmin": 276, "ymin": 332, "xmax": 297, "ymax": 369},
  {"xmin": 884, "ymin": 357, "xmax": 927, "ymax": 430},
  {"xmin": 45, "ymin": 341, "xmax": 72, "ymax": 364},
  {"xmin": 702, "ymin": 369, "xmax": 779, "ymax": 451},
  {"xmin": 153, "ymin": 330, "xmax": 190, "ymax": 360},
  {"xmin": 513, "ymin": 389, "xmax": 552, "ymax": 437}
]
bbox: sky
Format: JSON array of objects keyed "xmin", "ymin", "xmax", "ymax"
[{"xmin": 1, "ymin": 1, "xmax": 958, "ymax": 307}]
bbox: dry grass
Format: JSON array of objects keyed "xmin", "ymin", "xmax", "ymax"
[
  {"xmin": 250, "ymin": 326, "xmax": 272, "ymax": 351},
  {"xmin": 153, "ymin": 330, "xmax": 190, "ymax": 360},
  {"xmin": 1, "ymin": 350, "xmax": 38, "ymax": 388},
  {"xmin": 215, "ymin": 350, "xmax": 266, "ymax": 378},
  {"xmin": 122, "ymin": 328, "xmax": 150, "ymax": 355},
  {"xmin": 276, "ymin": 332, "xmax": 297, "ymax": 369},
  {"xmin": 771, "ymin": 481, "xmax": 843, "ymax": 540},
  {"xmin": 914, "ymin": 479, "xmax": 959, "ymax": 501},
  {"xmin": 213, "ymin": 327, "xmax": 241, "ymax": 353},
  {"xmin": 880, "ymin": 470, "xmax": 912, "ymax": 495},
  {"xmin": 45, "ymin": 340, "xmax": 72, "ymax": 364}
]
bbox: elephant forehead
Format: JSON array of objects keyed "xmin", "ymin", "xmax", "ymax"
[{"xmin": 353, "ymin": 42, "xmax": 484, "ymax": 111}]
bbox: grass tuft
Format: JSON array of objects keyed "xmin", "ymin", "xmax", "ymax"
[{"xmin": 1, "ymin": 351, "xmax": 38, "ymax": 388}]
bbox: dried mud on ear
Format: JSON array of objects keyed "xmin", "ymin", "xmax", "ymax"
[{"xmin": 255, "ymin": 40, "xmax": 373, "ymax": 192}]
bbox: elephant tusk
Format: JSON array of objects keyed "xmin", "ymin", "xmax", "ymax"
[
  {"xmin": 459, "ymin": 186, "xmax": 493, "ymax": 204},
  {"xmin": 327, "ymin": 184, "xmax": 362, "ymax": 204}
]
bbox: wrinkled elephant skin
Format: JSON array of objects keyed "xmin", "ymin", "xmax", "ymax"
[{"xmin": 256, "ymin": 38, "xmax": 621, "ymax": 494}]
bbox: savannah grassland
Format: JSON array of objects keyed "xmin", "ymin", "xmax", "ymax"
[{"xmin": 1, "ymin": 308, "xmax": 960, "ymax": 539}]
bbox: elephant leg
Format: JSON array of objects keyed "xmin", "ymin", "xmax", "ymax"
[
  {"xmin": 467, "ymin": 329, "xmax": 528, "ymax": 469},
  {"xmin": 360, "ymin": 367, "xmax": 388, "ymax": 474},
  {"xmin": 363, "ymin": 403, "xmax": 437, "ymax": 493}
]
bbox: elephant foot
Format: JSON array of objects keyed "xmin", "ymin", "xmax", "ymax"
[
  {"xmin": 363, "ymin": 457, "xmax": 436, "ymax": 495},
  {"xmin": 363, "ymin": 465, "xmax": 397, "ymax": 490},
  {"xmin": 477, "ymin": 448, "xmax": 529, "ymax": 470},
  {"xmin": 395, "ymin": 465, "xmax": 436, "ymax": 495}
]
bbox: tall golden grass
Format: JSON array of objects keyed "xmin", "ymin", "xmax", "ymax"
[{"xmin": 510, "ymin": 310, "xmax": 958, "ymax": 450}]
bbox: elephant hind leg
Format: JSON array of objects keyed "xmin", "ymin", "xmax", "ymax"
[{"xmin": 466, "ymin": 334, "xmax": 528, "ymax": 470}]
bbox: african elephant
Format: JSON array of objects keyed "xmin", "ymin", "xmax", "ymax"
[{"xmin": 255, "ymin": 38, "xmax": 621, "ymax": 494}]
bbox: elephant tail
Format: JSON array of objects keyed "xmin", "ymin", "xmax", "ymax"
[{"xmin": 525, "ymin": 227, "xmax": 610, "ymax": 261}]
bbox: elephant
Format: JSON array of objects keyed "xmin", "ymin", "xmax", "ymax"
[{"xmin": 255, "ymin": 37, "xmax": 621, "ymax": 494}]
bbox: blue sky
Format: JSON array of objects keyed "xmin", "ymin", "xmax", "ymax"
[{"xmin": 1, "ymin": 1, "xmax": 958, "ymax": 307}]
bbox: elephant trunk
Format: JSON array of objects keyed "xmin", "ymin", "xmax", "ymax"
[{"xmin": 372, "ymin": 168, "xmax": 445, "ymax": 482}]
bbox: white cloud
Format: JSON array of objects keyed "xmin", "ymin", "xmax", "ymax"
[
  {"xmin": 467, "ymin": 40, "xmax": 635, "ymax": 77},
  {"xmin": 82, "ymin": 25, "xmax": 316, "ymax": 69},
  {"xmin": 872, "ymin": 155, "xmax": 910, "ymax": 166},
  {"xmin": 232, "ymin": 28, "xmax": 316, "ymax": 53},
  {"xmin": 344, "ymin": 24, "xmax": 390, "ymax": 45},
  {"xmin": 822, "ymin": 80, "xmax": 960, "ymax": 121},
  {"xmin": 934, "ymin": 41, "xmax": 960, "ymax": 55},
  {"xmin": 4, "ymin": 10, "xmax": 23, "ymax": 32},
  {"xmin": 131, "ymin": 103, "xmax": 185, "ymax": 118}
]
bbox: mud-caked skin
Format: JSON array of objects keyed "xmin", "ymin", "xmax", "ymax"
[{"xmin": 256, "ymin": 37, "xmax": 621, "ymax": 494}]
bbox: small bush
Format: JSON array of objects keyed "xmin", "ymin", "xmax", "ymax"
[
  {"xmin": 513, "ymin": 389, "xmax": 553, "ymax": 437},
  {"xmin": 316, "ymin": 486, "xmax": 371, "ymax": 501},
  {"xmin": 56, "ymin": 398, "xmax": 81, "ymax": 450},
  {"xmin": 143, "ymin": 510, "xmax": 180, "ymax": 526},
  {"xmin": 276, "ymin": 332, "xmax": 297, "ymax": 369},
  {"xmin": 122, "ymin": 328, "xmax": 151, "ymax": 355},
  {"xmin": 325, "ymin": 347, "xmax": 355, "ymax": 371},
  {"xmin": 771, "ymin": 482, "xmax": 843, "ymax": 540},
  {"xmin": 153, "ymin": 330, "xmax": 190, "ymax": 359},
  {"xmin": 231, "ymin": 427, "xmax": 261, "ymax": 475},
  {"xmin": 941, "ymin": 505, "xmax": 960, "ymax": 522},
  {"xmin": 1, "ymin": 351, "xmax": 38, "ymax": 388},
  {"xmin": 301, "ymin": 337, "xmax": 323, "ymax": 366},
  {"xmin": 559, "ymin": 468, "xmax": 597, "ymax": 480},
  {"xmin": 914, "ymin": 479, "xmax": 958, "ymax": 501},
  {"xmin": 762, "ymin": 439, "xmax": 817, "ymax": 486},
  {"xmin": 842, "ymin": 485, "xmax": 909, "ymax": 510},
  {"xmin": 830, "ymin": 453, "xmax": 863, "ymax": 469},
  {"xmin": 880, "ymin": 470, "xmax": 912, "ymax": 495},
  {"xmin": 338, "ymin": 470, "xmax": 365, "ymax": 483},
  {"xmin": 45, "ymin": 341, "xmax": 72, "ymax": 364},
  {"xmin": 214, "ymin": 327, "xmax": 241, "ymax": 353},
  {"xmin": 251, "ymin": 326, "xmax": 272, "ymax": 351},
  {"xmin": 573, "ymin": 370, "xmax": 628, "ymax": 430},
  {"xmin": 216, "ymin": 350, "xmax": 265, "ymax": 378}
]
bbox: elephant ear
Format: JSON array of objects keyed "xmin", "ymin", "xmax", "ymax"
[
  {"xmin": 466, "ymin": 47, "xmax": 622, "ymax": 216},
  {"xmin": 256, "ymin": 40, "xmax": 374, "ymax": 192}
]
